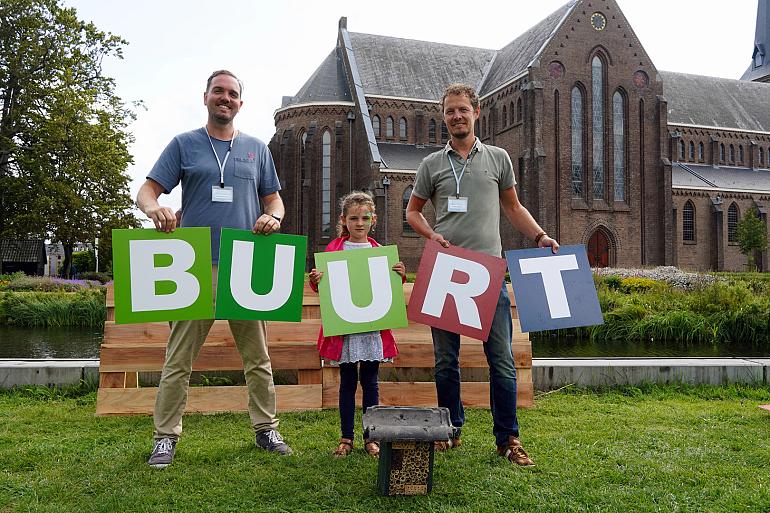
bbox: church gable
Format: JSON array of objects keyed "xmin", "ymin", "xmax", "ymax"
[{"xmin": 280, "ymin": 49, "xmax": 352, "ymax": 109}]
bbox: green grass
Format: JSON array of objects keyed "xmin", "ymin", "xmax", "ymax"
[
  {"xmin": 2, "ymin": 384, "xmax": 770, "ymax": 512},
  {"xmin": 0, "ymin": 289, "xmax": 106, "ymax": 328}
]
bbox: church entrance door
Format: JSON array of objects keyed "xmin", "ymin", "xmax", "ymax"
[{"xmin": 587, "ymin": 230, "xmax": 610, "ymax": 268}]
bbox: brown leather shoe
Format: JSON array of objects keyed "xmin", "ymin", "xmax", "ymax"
[
  {"xmin": 434, "ymin": 437, "xmax": 462, "ymax": 452},
  {"xmin": 332, "ymin": 438, "xmax": 353, "ymax": 458},
  {"xmin": 497, "ymin": 436, "xmax": 535, "ymax": 466}
]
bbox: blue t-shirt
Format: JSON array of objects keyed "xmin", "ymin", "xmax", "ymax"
[{"xmin": 148, "ymin": 127, "xmax": 281, "ymax": 262}]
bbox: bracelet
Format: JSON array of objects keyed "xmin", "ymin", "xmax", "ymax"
[
  {"xmin": 534, "ymin": 231, "xmax": 547, "ymax": 244},
  {"xmin": 270, "ymin": 214, "xmax": 282, "ymax": 223}
]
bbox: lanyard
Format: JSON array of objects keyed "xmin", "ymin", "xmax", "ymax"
[
  {"xmin": 206, "ymin": 127, "xmax": 237, "ymax": 188},
  {"xmin": 446, "ymin": 141, "xmax": 477, "ymax": 198}
]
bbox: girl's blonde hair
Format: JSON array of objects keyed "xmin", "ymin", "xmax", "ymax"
[{"xmin": 337, "ymin": 191, "xmax": 376, "ymax": 237}]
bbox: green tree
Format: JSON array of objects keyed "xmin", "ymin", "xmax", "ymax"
[
  {"xmin": 735, "ymin": 205, "xmax": 768, "ymax": 271},
  {"xmin": 0, "ymin": 0, "xmax": 139, "ymax": 276}
]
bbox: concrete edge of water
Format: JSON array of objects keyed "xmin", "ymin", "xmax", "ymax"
[{"xmin": 1, "ymin": 358, "xmax": 769, "ymax": 390}]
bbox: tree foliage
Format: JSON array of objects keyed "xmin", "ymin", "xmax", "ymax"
[
  {"xmin": 0, "ymin": 0, "xmax": 139, "ymax": 276},
  {"xmin": 735, "ymin": 205, "xmax": 768, "ymax": 271}
]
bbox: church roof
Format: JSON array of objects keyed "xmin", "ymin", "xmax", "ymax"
[
  {"xmin": 479, "ymin": 1, "xmax": 576, "ymax": 96},
  {"xmin": 673, "ymin": 163, "xmax": 770, "ymax": 192},
  {"xmin": 741, "ymin": 0, "xmax": 769, "ymax": 82},
  {"xmin": 281, "ymin": 50, "xmax": 352, "ymax": 108},
  {"xmin": 347, "ymin": 32, "xmax": 495, "ymax": 101},
  {"xmin": 662, "ymin": 71, "xmax": 770, "ymax": 133},
  {"xmin": 379, "ymin": 143, "xmax": 443, "ymax": 172}
]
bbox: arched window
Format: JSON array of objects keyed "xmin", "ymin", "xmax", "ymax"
[
  {"xmin": 592, "ymin": 55, "xmax": 605, "ymax": 199},
  {"xmin": 729, "ymin": 144, "xmax": 735, "ymax": 162},
  {"xmin": 482, "ymin": 115, "xmax": 487, "ymax": 137},
  {"xmin": 441, "ymin": 122, "xmax": 448, "ymax": 143},
  {"xmin": 510, "ymin": 101, "xmax": 515, "ymax": 124},
  {"xmin": 321, "ymin": 130, "xmax": 332, "ymax": 237},
  {"xmin": 760, "ymin": 147, "xmax": 766, "ymax": 166},
  {"xmin": 613, "ymin": 91, "xmax": 625, "ymax": 202},
  {"xmin": 399, "ymin": 117, "xmax": 407, "ymax": 140},
  {"xmin": 739, "ymin": 145, "xmax": 744, "ymax": 163},
  {"xmin": 372, "ymin": 115, "xmax": 381, "ymax": 138},
  {"xmin": 571, "ymin": 86, "xmax": 584, "ymax": 197},
  {"xmin": 728, "ymin": 202, "xmax": 739, "ymax": 243},
  {"xmin": 402, "ymin": 185, "xmax": 414, "ymax": 233},
  {"xmin": 386, "ymin": 116, "xmax": 394, "ymax": 138},
  {"xmin": 502, "ymin": 105, "xmax": 508, "ymax": 126},
  {"xmin": 516, "ymin": 98, "xmax": 523, "ymax": 122},
  {"xmin": 689, "ymin": 141, "xmax": 695, "ymax": 161},
  {"xmin": 428, "ymin": 119, "xmax": 436, "ymax": 143},
  {"xmin": 683, "ymin": 200, "xmax": 695, "ymax": 242},
  {"xmin": 698, "ymin": 142, "xmax": 704, "ymax": 161},
  {"xmin": 720, "ymin": 143, "xmax": 725, "ymax": 161},
  {"xmin": 678, "ymin": 139, "xmax": 685, "ymax": 161}
]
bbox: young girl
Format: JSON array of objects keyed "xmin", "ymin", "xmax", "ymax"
[{"xmin": 309, "ymin": 191, "xmax": 406, "ymax": 458}]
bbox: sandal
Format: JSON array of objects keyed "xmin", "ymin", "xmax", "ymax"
[
  {"xmin": 332, "ymin": 438, "xmax": 353, "ymax": 458},
  {"xmin": 434, "ymin": 437, "xmax": 462, "ymax": 452},
  {"xmin": 364, "ymin": 439, "xmax": 380, "ymax": 458}
]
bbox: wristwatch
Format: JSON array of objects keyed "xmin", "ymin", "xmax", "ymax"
[{"xmin": 270, "ymin": 214, "xmax": 282, "ymax": 223}]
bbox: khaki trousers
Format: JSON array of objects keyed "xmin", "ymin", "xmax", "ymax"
[{"xmin": 153, "ymin": 267, "xmax": 278, "ymax": 440}]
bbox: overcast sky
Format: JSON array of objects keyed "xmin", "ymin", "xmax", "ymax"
[{"xmin": 63, "ymin": 0, "xmax": 760, "ymax": 219}]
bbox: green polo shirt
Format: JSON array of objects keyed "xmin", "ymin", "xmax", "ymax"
[{"xmin": 412, "ymin": 139, "xmax": 516, "ymax": 257}]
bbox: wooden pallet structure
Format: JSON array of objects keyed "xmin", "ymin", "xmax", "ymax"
[{"xmin": 96, "ymin": 283, "xmax": 532, "ymax": 415}]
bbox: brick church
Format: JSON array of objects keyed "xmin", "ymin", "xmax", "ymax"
[{"xmin": 270, "ymin": 0, "xmax": 770, "ymax": 272}]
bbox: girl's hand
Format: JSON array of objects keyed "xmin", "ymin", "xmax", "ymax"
[
  {"xmin": 309, "ymin": 269, "xmax": 323, "ymax": 286},
  {"xmin": 392, "ymin": 262, "xmax": 406, "ymax": 279}
]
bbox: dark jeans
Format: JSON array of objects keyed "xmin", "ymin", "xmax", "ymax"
[
  {"xmin": 431, "ymin": 283, "xmax": 519, "ymax": 446},
  {"xmin": 338, "ymin": 361, "xmax": 380, "ymax": 440}
]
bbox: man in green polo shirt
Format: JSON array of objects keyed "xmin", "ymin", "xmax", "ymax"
[{"xmin": 406, "ymin": 83, "xmax": 559, "ymax": 466}]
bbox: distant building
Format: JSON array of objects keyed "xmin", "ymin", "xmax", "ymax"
[
  {"xmin": 0, "ymin": 240, "xmax": 46, "ymax": 276},
  {"xmin": 46, "ymin": 242, "xmax": 64, "ymax": 277},
  {"xmin": 272, "ymin": 0, "xmax": 770, "ymax": 272}
]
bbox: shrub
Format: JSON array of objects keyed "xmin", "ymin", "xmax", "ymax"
[
  {"xmin": 78, "ymin": 272, "xmax": 113, "ymax": 284},
  {"xmin": 620, "ymin": 277, "xmax": 664, "ymax": 293}
]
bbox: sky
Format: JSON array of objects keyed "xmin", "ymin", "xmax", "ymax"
[{"xmin": 62, "ymin": 0, "xmax": 761, "ymax": 221}]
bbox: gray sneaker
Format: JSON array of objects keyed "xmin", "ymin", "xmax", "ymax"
[
  {"xmin": 255, "ymin": 429, "xmax": 293, "ymax": 455},
  {"xmin": 148, "ymin": 437, "xmax": 176, "ymax": 468}
]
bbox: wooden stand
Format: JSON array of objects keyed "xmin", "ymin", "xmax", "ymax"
[{"xmin": 96, "ymin": 283, "xmax": 532, "ymax": 415}]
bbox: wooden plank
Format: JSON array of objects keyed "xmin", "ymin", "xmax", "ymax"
[
  {"xmin": 321, "ymin": 381, "xmax": 533, "ymax": 409},
  {"xmin": 125, "ymin": 372, "xmax": 139, "ymax": 388},
  {"xmin": 99, "ymin": 372, "xmax": 126, "ymax": 388},
  {"xmin": 95, "ymin": 384, "xmax": 322, "ymax": 416},
  {"xmin": 297, "ymin": 369, "xmax": 322, "ymax": 385},
  {"xmin": 100, "ymin": 344, "xmax": 321, "ymax": 372}
]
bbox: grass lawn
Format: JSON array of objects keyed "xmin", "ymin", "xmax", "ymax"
[{"xmin": 2, "ymin": 384, "xmax": 770, "ymax": 512}]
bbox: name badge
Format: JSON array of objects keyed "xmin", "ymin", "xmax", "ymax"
[
  {"xmin": 212, "ymin": 186, "xmax": 234, "ymax": 203},
  {"xmin": 447, "ymin": 196, "xmax": 468, "ymax": 213}
]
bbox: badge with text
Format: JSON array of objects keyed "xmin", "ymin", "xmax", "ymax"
[
  {"xmin": 215, "ymin": 229, "xmax": 307, "ymax": 321},
  {"xmin": 314, "ymin": 245, "xmax": 408, "ymax": 337},
  {"xmin": 505, "ymin": 245, "xmax": 603, "ymax": 333},
  {"xmin": 112, "ymin": 228, "xmax": 213, "ymax": 324},
  {"xmin": 407, "ymin": 241, "xmax": 507, "ymax": 342}
]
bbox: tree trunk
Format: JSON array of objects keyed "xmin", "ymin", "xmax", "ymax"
[{"xmin": 61, "ymin": 242, "xmax": 73, "ymax": 278}]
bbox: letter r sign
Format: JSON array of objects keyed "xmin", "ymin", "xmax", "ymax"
[
  {"xmin": 408, "ymin": 241, "xmax": 508, "ymax": 341},
  {"xmin": 505, "ymin": 245, "xmax": 603, "ymax": 333}
]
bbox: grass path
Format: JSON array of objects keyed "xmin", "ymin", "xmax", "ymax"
[{"xmin": 2, "ymin": 384, "xmax": 770, "ymax": 512}]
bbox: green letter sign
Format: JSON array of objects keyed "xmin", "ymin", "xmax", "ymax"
[{"xmin": 112, "ymin": 228, "xmax": 213, "ymax": 324}]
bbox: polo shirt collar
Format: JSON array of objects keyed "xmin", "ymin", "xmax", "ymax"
[{"xmin": 444, "ymin": 137, "xmax": 482, "ymax": 158}]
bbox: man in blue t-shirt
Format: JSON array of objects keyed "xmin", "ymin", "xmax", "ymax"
[{"xmin": 136, "ymin": 70, "xmax": 291, "ymax": 468}]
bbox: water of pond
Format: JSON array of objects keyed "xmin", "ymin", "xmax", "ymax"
[
  {"xmin": 1, "ymin": 326, "xmax": 768, "ymax": 359},
  {"xmin": 0, "ymin": 326, "xmax": 103, "ymax": 359}
]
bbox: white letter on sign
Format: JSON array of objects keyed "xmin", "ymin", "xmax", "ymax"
[
  {"xmin": 328, "ymin": 256, "xmax": 392, "ymax": 323},
  {"xmin": 422, "ymin": 252, "xmax": 490, "ymax": 329},
  {"xmin": 129, "ymin": 239, "xmax": 199, "ymax": 312},
  {"xmin": 230, "ymin": 241, "xmax": 294, "ymax": 311},
  {"xmin": 518, "ymin": 254, "xmax": 579, "ymax": 319}
]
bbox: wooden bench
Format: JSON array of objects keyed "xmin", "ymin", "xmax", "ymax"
[{"xmin": 95, "ymin": 283, "xmax": 532, "ymax": 415}]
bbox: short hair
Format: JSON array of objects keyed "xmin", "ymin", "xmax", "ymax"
[
  {"xmin": 206, "ymin": 70, "xmax": 243, "ymax": 97},
  {"xmin": 440, "ymin": 83, "xmax": 479, "ymax": 111},
  {"xmin": 337, "ymin": 191, "xmax": 376, "ymax": 237}
]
